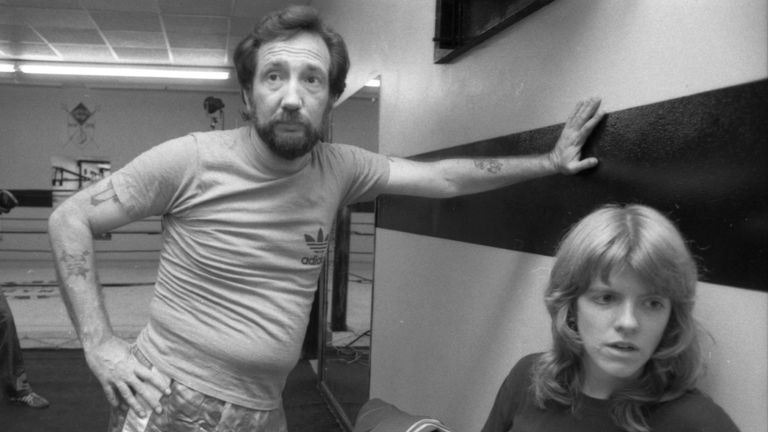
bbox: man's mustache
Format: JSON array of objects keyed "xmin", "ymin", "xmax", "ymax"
[{"xmin": 273, "ymin": 111, "xmax": 307, "ymax": 123}]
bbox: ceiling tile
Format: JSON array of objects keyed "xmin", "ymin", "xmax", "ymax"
[
  {"xmin": 228, "ymin": 36, "xmax": 243, "ymax": 51},
  {"xmin": 90, "ymin": 11, "xmax": 162, "ymax": 32},
  {"xmin": 0, "ymin": 41, "xmax": 58, "ymax": 59},
  {"xmin": 2, "ymin": 0, "xmax": 81, "ymax": 9},
  {"xmin": 79, "ymin": 0, "xmax": 160, "ymax": 13},
  {"xmin": 171, "ymin": 48, "xmax": 227, "ymax": 66},
  {"xmin": 103, "ymin": 30, "xmax": 166, "ymax": 49},
  {"xmin": 52, "ymin": 44, "xmax": 115, "ymax": 62},
  {"xmin": 162, "ymin": 14, "xmax": 227, "ymax": 34},
  {"xmin": 232, "ymin": 0, "xmax": 310, "ymax": 18},
  {"xmin": 0, "ymin": 0, "xmax": 288, "ymax": 89},
  {"xmin": 0, "ymin": 6, "xmax": 24, "ymax": 25},
  {"xmin": 167, "ymin": 32, "xmax": 225, "ymax": 50},
  {"xmin": 229, "ymin": 17, "xmax": 254, "ymax": 38},
  {"xmin": 158, "ymin": 0, "xmax": 233, "ymax": 17},
  {"xmin": 36, "ymin": 28, "xmax": 104, "ymax": 45},
  {"xmin": 16, "ymin": 7, "xmax": 95, "ymax": 29},
  {"xmin": 0, "ymin": 24, "xmax": 43, "ymax": 43},
  {"xmin": 113, "ymin": 46, "xmax": 170, "ymax": 63}
]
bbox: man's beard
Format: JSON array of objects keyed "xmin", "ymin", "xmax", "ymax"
[{"xmin": 255, "ymin": 111, "xmax": 325, "ymax": 160}]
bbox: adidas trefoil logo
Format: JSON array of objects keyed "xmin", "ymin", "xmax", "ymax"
[{"xmin": 302, "ymin": 227, "xmax": 329, "ymax": 265}]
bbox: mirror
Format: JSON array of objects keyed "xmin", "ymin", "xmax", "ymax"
[{"xmin": 317, "ymin": 78, "xmax": 380, "ymax": 429}]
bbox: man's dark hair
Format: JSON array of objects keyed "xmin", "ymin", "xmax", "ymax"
[{"xmin": 234, "ymin": 6, "xmax": 349, "ymax": 99}]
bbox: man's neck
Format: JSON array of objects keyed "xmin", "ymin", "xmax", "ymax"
[{"xmin": 248, "ymin": 125, "xmax": 312, "ymax": 174}]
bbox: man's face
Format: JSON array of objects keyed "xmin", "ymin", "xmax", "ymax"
[{"xmin": 248, "ymin": 31, "xmax": 332, "ymax": 160}]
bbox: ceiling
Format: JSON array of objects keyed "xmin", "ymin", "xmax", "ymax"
[{"xmin": 0, "ymin": 0, "xmax": 313, "ymax": 91}]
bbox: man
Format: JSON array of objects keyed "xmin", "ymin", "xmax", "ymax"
[
  {"xmin": 48, "ymin": 6, "xmax": 604, "ymax": 431},
  {"xmin": 1, "ymin": 190, "xmax": 50, "ymax": 409}
]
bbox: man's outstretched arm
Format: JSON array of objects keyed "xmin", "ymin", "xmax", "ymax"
[{"xmin": 382, "ymin": 98, "xmax": 605, "ymax": 198}]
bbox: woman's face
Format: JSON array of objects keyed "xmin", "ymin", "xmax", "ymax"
[{"xmin": 576, "ymin": 266, "xmax": 671, "ymax": 398}]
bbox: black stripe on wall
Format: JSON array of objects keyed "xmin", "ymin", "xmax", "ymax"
[
  {"xmin": 377, "ymin": 79, "xmax": 767, "ymax": 291},
  {"xmin": 7, "ymin": 189, "xmax": 53, "ymax": 207}
]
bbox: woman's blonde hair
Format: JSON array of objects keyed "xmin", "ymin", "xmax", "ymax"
[{"xmin": 531, "ymin": 204, "xmax": 704, "ymax": 432}]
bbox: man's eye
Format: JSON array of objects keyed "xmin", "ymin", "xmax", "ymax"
[
  {"xmin": 306, "ymin": 75, "xmax": 323, "ymax": 86},
  {"xmin": 263, "ymin": 71, "xmax": 284, "ymax": 83}
]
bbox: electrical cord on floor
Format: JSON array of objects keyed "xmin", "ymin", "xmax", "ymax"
[
  {"xmin": 333, "ymin": 346, "xmax": 369, "ymax": 367},
  {"xmin": 331, "ymin": 329, "xmax": 371, "ymax": 366},
  {"xmin": 347, "ymin": 272, "xmax": 372, "ymax": 284},
  {"xmin": 344, "ymin": 329, "xmax": 371, "ymax": 348}
]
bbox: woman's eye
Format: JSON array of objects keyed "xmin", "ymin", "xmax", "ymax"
[
  {"xmin": 645, "ymin": 298, "xmax": 668, "ymax": 310},
  {"xmin": 593, "ymin": 294, "xmax": 615, "ymax": 304}
]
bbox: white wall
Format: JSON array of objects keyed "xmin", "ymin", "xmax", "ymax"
[
  {"xmin": 0, "ymin": 85, "xmax": 244, "ymax": 190},
  {"xmin": 315, "ymin": 0, "xmax": 768, "ymax": 431},
  {"xmin": 332, "ymin": 93, "xmax": 379, "ymax": 153},
  {"xmin": 0, "ymin": 84, "xmax": 244, "ymax": 263},
  {"xmin": 373, "ymin": 232, "xmax": 767, "ymax": 431}
]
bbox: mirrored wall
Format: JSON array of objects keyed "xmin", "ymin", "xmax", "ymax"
[{"xmin": 317, "ymin": 79, "xmax": 380, "ymax": 430}]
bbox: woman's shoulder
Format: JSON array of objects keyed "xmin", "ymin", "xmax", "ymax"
[
  {"xmin": 499, "ymin": 353, "xmax": 543, "ymax": 388},
  {"xmin": 648, "ymin": 389, "xmax": 740, "ymax": 432},
  {"xmin": 517, "ymin": 352, "xmax": 544, "ymax": 370}
]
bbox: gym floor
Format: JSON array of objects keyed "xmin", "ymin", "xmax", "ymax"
[{"xmin": 1, "ymin": 258, "xmax": 373, "ymax": 431}]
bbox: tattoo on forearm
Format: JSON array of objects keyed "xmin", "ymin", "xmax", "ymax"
[
  {"xmin": 90, "ymin": 180, "xmax": 119, "ymax": 207},
  {"xmin": 474, "ymin": 159, "xmax": 503, "ymax": 174},
  {"xmin": 60, "ymin": 251, "xmax": 91, "ymax": 279}
]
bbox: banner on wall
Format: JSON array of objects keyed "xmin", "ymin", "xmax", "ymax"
[{"xmin": 63, "ymin": 102, "xmax": 99, "ymax": 149}]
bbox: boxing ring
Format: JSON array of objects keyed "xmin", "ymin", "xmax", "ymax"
[
  {"xmin": 1, "ymin": 186, "xmax": 162, "ymax": 349},
  {"xmin": 1, "ymin": 188, "xmax": 374, "ymax": 353}
]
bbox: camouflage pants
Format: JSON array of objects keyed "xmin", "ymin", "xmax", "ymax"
[{"xmin": 108, "ymin": 346, "xmax": 287, "ymax": 432}]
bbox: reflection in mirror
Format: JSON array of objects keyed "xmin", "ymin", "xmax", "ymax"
[{"xmin": 317, "ymin": 77, "xmax": 380, "ymax": 430}]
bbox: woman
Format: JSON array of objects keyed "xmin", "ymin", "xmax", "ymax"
[{"xmin": 481, "ymin": 204, "xmax": 739, "ymax": 432}]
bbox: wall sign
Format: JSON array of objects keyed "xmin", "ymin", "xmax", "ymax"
[
  {"xmin": 434, "ymin": 0, "xmax": 555, "ymax": 63},
  {"xmin": 64, "ymin": 102, "xmax": 98, "ymax": 148}
]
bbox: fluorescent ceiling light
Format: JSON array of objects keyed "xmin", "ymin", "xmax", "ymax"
[
  {"xmin": 0, "ymin": 63, "xmax": 15, "ymax": 73},
  {"xmin": 365, "ymin": 78, "xmax": 381, "ymax": 88},
  {"xmin": 18, "ymin": 63, "xmax": 229, "ymax": 80}
]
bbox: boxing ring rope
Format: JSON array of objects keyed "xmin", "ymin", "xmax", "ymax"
[
  {"xmin": 2, "ymin": 188, "xmax": 375, "ymax": 351},
  {"xmin": 1, "ymin": 190, "xmax": 162, "ymax": 350}
]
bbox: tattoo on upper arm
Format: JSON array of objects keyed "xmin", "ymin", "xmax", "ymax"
[
  {"xmin": 60, "ymin": 250, "xmax": 91, "ymax": 279},
  {"xmin": 90, "ymin": 179, "xmax": 120, "ymax": 207},
  {"xmin": 474, "ymin": 159, "xmax": 503, "ymax": 174}
]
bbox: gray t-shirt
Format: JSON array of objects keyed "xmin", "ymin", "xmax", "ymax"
[{"xmin": 111, "ymin": 126, "xmax": 389, "ymax": 409}]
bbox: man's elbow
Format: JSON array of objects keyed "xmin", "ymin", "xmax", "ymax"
[
  {"xmin": 48, "ymin": 203, "xmax": 67, "ymax": 238},
  {"xmin": 439, "ymin": 177, "xmax": 467, "ymax": 198},
  {"xmin": 48, "ymin": 199, "xmax": 86, "ymax": 236}
]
